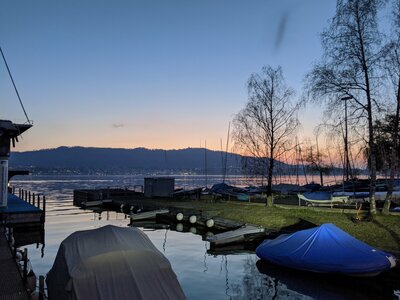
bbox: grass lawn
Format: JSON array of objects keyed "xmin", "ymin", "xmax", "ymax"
[{"xmin": 158, "ymin": 199, "xmax": 400, "ymax": 254}]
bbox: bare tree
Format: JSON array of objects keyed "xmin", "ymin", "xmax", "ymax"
[
  {"xmin": 306, "ymin": 0, "xmax": 385, "ymax": 214},
  {"xmin": 382, "ymin": 0, "xmax": 400, "ymax": 214},
  {"xmin": 233, "ymin": 66, "xmax": 300, "ymax": 202}
]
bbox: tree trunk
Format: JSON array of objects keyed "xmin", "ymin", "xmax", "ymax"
[
  {"xmin": 383, "ymin": 78, "xmax": 400, "ymax": 214},
  {"xmin": 266, "ymin": 156, "xmax": 274, "ymax": 206}
]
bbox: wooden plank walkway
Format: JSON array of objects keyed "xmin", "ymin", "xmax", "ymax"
[
  {"xmin": 0, "ymin": 227, "xmax": 29, "ymax": 300},
  {"xmin": 206, "ymin": 225, "xmax": 265, "ymax": 246},
  {"xmin": 0, "ymin": 194, "xmax": 44, "ymax": 225}
]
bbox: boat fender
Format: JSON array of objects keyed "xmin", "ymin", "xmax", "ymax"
[
  {"xmin": 189, "ymin": 215, "xmax": 197, "ymax": 224},
  {"xmin": 206, "ymin": 219, "xmax": 214, "ymax": 228},
  {"xmin": 189, "ymin": 227, "xmax": 197, "ymax": 234},
  {"xmin": 176, "ymin": 223, "xmax": 183, "ymax": 232},
  {"xmin": 176, "ymin": 213, "xmax": 184, "ymax": 221}
]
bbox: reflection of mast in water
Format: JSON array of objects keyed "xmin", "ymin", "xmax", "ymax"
[
  {"xmin": 219, "ymin": 255, "xmax": 231, "ymax": 297},
  {"xmin": 162, "ymin": 229, "xmax": 168, "ymax": 253},
  {"xmin": 203, "ymin": 241, "xmax": 208, "ymax": 273}
]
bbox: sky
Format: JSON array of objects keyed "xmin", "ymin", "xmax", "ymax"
[{"xmin": 1, "ymin": 0, "xmax": 337, "ymax": 152}]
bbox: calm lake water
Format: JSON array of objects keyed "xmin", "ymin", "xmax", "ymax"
[{"xmin": 10, "ymin": 175, "xmax": 400, "ymax": 300}]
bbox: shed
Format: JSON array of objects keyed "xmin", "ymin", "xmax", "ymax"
[{"xmin": 144, "ymin": 177, "xmax": 175, "ymax": 198}]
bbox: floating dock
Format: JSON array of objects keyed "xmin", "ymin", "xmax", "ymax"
[
  {"xmin": 206, "ymin": 225, "xmax": 266, "ymax": 246},
  {"xmin": 0, "ymin": 226, "xmax": 29, "ymax": 300},
  {"xmin": 0, "ymin": 193, "xmax": 45, "ymax": 225}
]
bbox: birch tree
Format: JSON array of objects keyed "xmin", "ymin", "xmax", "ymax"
[
  {"xmin": 233, "ymin": 66, "xmax": 300, "ymax": 202},
  {"xmin": 306, "ymin": 0, "xmax": 385, "ymax": 213}
]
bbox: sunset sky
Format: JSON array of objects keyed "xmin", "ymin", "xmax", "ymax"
[{"xmin": 1, "ymin": 0, "xmax": 336, "ymax": 152}]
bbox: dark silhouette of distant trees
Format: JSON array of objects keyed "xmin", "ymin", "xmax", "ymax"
[
  {"xmin": 306, "ymin": 0, "xmax": 386, "ymax": 214},
  {"xmin": 233, "ymin": 66, "xmax": 300, "ymax": 202}
]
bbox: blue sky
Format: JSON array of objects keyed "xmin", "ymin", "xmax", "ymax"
[{"xmin": 1, "ymin": 0, "xmax": 336, "ymax": 151}]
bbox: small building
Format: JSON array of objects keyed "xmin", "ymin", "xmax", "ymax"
[{"xmin": 144, "ymin": 177, "xmax": 175, "ymax": 198}]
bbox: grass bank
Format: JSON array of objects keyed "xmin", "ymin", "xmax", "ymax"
[{"xmin": 153, "ymin": 199, "xmax": 400, "ymax": 254}]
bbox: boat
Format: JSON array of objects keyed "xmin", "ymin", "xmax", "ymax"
[
  {"xmin": 297, "ymin": 191, "xmax": 348, "ymax": 206},
  {"xmin": 46, "ymin": 225, "xmax": 186, "ymax": 300},
  {"xmin": 256, "ymin": 223, "xmax": 397, "ymax": 277}
]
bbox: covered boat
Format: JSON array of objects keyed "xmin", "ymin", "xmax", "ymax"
[
  {"xmin": 46, "ymin": 225, "xmax": 186, "ymax": 300},
  {"xmin": 256, "ymin": 223, "xmax": 397, "ymax": 276}
]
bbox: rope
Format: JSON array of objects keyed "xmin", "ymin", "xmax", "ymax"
[{"xmin": 0, "ymin": 46, "xmax": 31, "ymax": 124}]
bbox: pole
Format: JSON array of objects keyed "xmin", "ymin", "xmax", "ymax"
[{"xmin": 342, "ymin": 96, "xmax": 352, "ymax": 182}]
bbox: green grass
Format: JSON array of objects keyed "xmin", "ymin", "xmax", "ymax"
[{"xmin": 158, "ymin": 199, "xmax": 400, "ymax": 253}]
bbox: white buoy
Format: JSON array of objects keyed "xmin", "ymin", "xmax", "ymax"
[
  {"xmin": 176, "ymin": 212, "xmax": 184, "ymax": 221},
  {"xmin": 189, "ymin": 215, "xmax": 197, "ymax": 224},
  {"xmin": 206, "ymin": 231, "xmax": 214, "ymax": 237},
  {"xmin": 206, "ymin": 219, "xmax": 214, "ymax": 228},
  {"xmin": 176, "ymin": 223, "xmax": 183, "ymax": 232},
  {"xmin": 189, "ymin": 227, "xmax": 197, "ymax": 234}
]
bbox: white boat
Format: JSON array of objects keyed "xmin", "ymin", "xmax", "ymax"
[{"xmin": 298, "ymin": 192, "xmax": 348, "ymax": 206}]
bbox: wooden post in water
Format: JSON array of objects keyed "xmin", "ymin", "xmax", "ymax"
[
  {"xmin": 28, "ymin": 191, "xmax": 31, "ymax": 204},
  {"xmin": 23, "ymin": 248, "xmax": 28, "ymax": 283},
  {"xmin": 32, "ymin": 193, "xmax": 35, "ymax": 206},
  {"xmin": 18, "ymin": 187, "xmax": 21, "ymax": 198},
  {"xmin": 37, "ymin": 195, "xmax": 41, "ymax": 209},
  {"xmin": 42, "ymin": 195, "xmax": 46, "ymax": 222},
  {"xmin": 39, "ymin": 275, "xmax": 45, "ymax": 300},
  {"xmin": 25, "ymin": 190, "xmax": 28, "ymax": 202}
]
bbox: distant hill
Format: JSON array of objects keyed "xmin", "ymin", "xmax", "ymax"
[{"xmin": 9, "ymin": 146, "xmax": 247, "ymax": 174}]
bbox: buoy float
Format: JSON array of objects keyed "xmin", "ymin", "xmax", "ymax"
[
  {"xmin": 189, "ymin": 227, "xmax": 197, "ymax": 234},
  {"xmin": 189, "ymin": 215, "xmax": 197, "ymax": 224},
  {"xmin": 176, "ymin": 223, "xmax": 183, "ymax": 232},
  {"xmin": 176, "ymin": 213, "xmax": 184, "ymax": 221},
  {"xmin": 206, "ymin": 219, "xmax": 214, "ymax": 228},
  {"xmin": 206, "ymin": 231, "xmax": 214, "ymax": 237}
]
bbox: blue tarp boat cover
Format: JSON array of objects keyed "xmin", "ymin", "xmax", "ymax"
[
  {"xmin": 302, "ymin": 191, "xmax": 331, "ymax": 201},
  {"xmin": 256, "ymin": 223, "xmax": 397, "ymax": 276}
]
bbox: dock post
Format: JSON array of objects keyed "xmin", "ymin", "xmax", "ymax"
[
  {"xmin": 23, "ymin": 248, "xmax": 28, "ymax": 283},
  {"xmin": 39, "ymin": 275, "xmax": 45, "ymax": 300},
  {"xmin": 37, "ymin": 195, "xmax": 41, "ymax": 209},
  {"xmin": 42, "ymin": 195, "xmax": 46, "ymax": 222},
  {"xmin": 18, "ymin": 187, "xmax": 21, "ymax": 197},
  {"xmin": 32, "ymin": 193, "xmax": 35, "ymax": 206},
  {"xmin": 25, "ymin": 190, "xmax": 28, "ymax": 202},
  {"xmin": 29, "ymin": 191, "xmax": 31, "ymax": 204}
]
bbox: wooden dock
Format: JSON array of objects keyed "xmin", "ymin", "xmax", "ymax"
[
  {"xmin": 0, "ymin": 193, "xmax": 45, "ymax": 226},
  {"xmin": 206, "ymin": 225, "xmax": 265, "ymax": 246},
  {"xmin": 0, "ymin": 226, "xmax": 29, "ymax": 300}
]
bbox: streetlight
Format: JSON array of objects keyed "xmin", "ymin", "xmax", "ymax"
[{"xmin": 341, "ymin": 96, "xmax": 352, "ymax": 182}]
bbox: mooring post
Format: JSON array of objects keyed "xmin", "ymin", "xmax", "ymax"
[
  {"xmin": 18, "ymin": 187, "xmax": 21, "ymax": 197},
  {"xmin": 25, "ymin": 190, "xmax": 28, "ymax": 202},
  {"xmin": 37, "ymin": 194, "xmax": 41, "ymax": 209},
  {"xmin": 39, "ymin": 275, "xmax": 45, "ymax": 300},
  {"xmin": 29, "ymin": 191, "xmax": 31, "ymax": 204},
  {"xmin": 23, "ymin": 248, "xmax": 28, "ymax": 283},
  {"xmin": 32, "ymin": 193, "xmax": 35, "ymax": 206},
  {"xmin": 42, "ymin": 195, "xmax": 46, "ymax": 222}
]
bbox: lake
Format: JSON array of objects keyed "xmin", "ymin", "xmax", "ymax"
[{"xmin": 10, "ymin": 175, "xmax": 400, "ymax": 300}]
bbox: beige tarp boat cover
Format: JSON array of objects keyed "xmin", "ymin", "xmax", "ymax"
[{"xmin": 46, "ymin": 225, "xmax": 186, "ymax": 300}]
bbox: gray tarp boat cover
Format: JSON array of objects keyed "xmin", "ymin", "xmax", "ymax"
[{"xmin": 46, "ymin": 225, "xmax": 186, "ymax": 300}]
